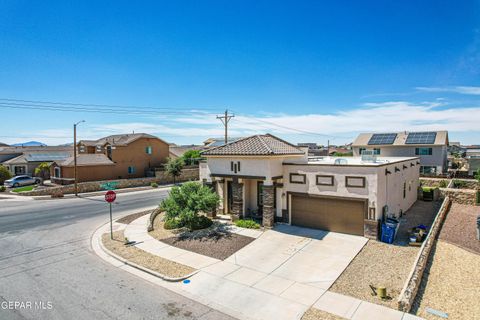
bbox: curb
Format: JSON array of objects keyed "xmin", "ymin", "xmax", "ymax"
[
  {"xmin": 91, "ymin": 217, "xmax": 198, "ymax": 283},
  {"xmin": 33, "ymin": 184, "xmax": 174, "ymax": 200}
]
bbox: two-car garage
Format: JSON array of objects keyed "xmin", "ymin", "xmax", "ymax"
[{"xmin": 290, "ymin": 194, "xmax": 367, "ymax": 236}]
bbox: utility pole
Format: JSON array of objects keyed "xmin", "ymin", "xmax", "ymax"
[
  {"xmin": 73, "ymin": 120, "xmax": 85, "ymax": 196},
  {"xmin": 216, "ymin": 109, "xmax": 235, "ymax": 144}
]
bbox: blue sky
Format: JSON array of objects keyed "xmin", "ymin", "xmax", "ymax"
[{"xmin": 1, "ymin": 1, "xmax": 480, "ymax": 145}]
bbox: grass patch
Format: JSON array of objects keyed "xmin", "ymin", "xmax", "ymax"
[
  {"xmin": 235, "ymin": 219, "xmax": 260, "ymax": 229},
  {"xmin": 12, "ymin": 185, "xmax": 35, "ymax": 193}
]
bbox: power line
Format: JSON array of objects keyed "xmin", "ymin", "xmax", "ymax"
[{"xmin": 0, "ymin": 98, "xmax": 222, "ymax": 112}]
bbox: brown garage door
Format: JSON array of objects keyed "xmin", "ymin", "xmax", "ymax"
[{"xmin": 291, "ymin": 194, "xmax": 366, "ymax": 235}]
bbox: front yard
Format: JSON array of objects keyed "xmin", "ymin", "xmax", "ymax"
[
  {"xmin": 12, "ymin": 185, "xmax": 36, "ymax": 193},
  {"xmin": 149, "ymin": 213, "xmax": 256, "ymax": 260},
  {"xmin": 102, "ymin": 230, "xmax": 195, "ymax": 278},
  {"xmin": 329, "ymin": 200, "xmax": 441, "ymax": 309}
]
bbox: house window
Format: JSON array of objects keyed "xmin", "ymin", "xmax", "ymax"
[
  {"xmin": 96, "ymin": 145, "xmax": 102, "ymax": 153},
  {"xmin": 146, "ymin": 146, "xmax": 152, "ymax": 154},
  {"xmin": 106, "ymin": 146, "xmax": 112, "ymax": 160},
  {"xmin": 79, "ymin": 145, "xmax": 85, "ymax": 153},
  {"xmin": 54, "ymin": 167, "xmax": 61, "ymax": 178},
  {"xmin": 420, "ymin": 166, "xmax": 437, "ymax": 175},
  {"xmin": 359, "ymin": 148, "xmax": 380, "ymax": 155},
  {"xmin": 345, "ymin": 176, "xmax": 366, "ymax": 188},
  {"xmin": 316, "ymin": 175, "xmax": 334, "ymax": 186},
  {"xmin": 415, "ymin": 147, "xmax": 432, "ymax": 155},
  {"xmin": 290, "ymin": 173, "xmax": 306, "ymax": 184},
  {"xmin": 128, "ymin": 166, "xmax": 136, "ymax": 174},
  {"xmin": 14, "ymin": 166, "xmax": 26, "ymax": 175}
]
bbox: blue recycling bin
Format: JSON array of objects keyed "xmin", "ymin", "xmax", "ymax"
[{"xmin": 381, "ymin": 223, "xmax": 396, "ymax": 244}]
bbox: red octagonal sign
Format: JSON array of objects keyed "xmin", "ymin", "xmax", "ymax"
[{"xmin": 105, "ymin": 190, "xmax": 116, "ymax": 203}]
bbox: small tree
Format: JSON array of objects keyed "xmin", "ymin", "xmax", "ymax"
[
  {"xmin": 34, "ymin": 162, "xmax": 50, "ymax": 180},
  {"xmin": 474, "ymin": 168, "xmax": 480, "ymax": 183},
  {"xmin": 165, "ymin": 157, "xmax": 184, "ymax": 184},
  {"xmin": 0, "ymin": 165, "xmax": 11, "ymax": 184},
  {"xmin": 160, "ymin": 181, "xmax": 219, "ymax": 230},
  {"xmin": 182, "ymin": 149, "xmax": 202, "ymax": 166}
]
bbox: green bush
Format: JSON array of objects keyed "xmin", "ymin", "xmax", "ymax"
[
  {"xmin": 151, "ymin": 182, "xmax": 158, "ymax": 188},
  {"xmin": 160, "ymin": 181, "xmax": 219, "ymax": 231},
  {"xmin": 453, "ymin": 179, "xmax": 467, "ymax": 188},
  {"xmin": 182, "ymin": 149, "xmax": 202, "ymax": 166},
  {"xmin": 189, "ymin": 215, "xmax": 213, "ymax": 230},
  {"xmin": 438, "ymin": 180, "xmax": 448, "ymax": 188},
  {"xmin": 235, "ymin": 219, "xmax": 260, "ymax": 229},
  {"xmin": 0, "ymin": 165, "xmax": 11, "ymax": 184},
  {"xmin": 164, "ymin": 218, "xmax": 184, "ymax": 230},
  {"xmin": 0, "ymin": 186, "xmax": 6, "ymax": 192}
]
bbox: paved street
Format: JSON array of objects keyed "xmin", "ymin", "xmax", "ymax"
[{"xmin": 0, "ymin": 189, "xmax": 235, "ymax": 320}]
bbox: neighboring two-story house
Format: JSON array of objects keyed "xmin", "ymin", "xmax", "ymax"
[
  {"xmin": 50, "ymin": 133, "xmax": 169, "ymax": 183},
  {"xmin": 352, "ymin": 131, "xmax": 448, "ymax": 175}
]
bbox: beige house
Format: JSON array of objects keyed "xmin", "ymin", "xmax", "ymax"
[
  {"xmin": 352, "ymin": 131, "xmax": 448, "ymax": 175},
  {"xmin": 200, "ymin": 134, "xmax": 420, "ymax": 238}
]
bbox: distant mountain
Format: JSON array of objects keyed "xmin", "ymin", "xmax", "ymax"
[
  {"xmin": 0, "ymin": 142, "xmax": 9, "ymax": 147},
  {"xmin": 56, "ymin": 142, "xmax": 74, "ymax": 147},
  {"xmin": 11, "ymin": 141, "xmax": 47, "ymax": 147}
]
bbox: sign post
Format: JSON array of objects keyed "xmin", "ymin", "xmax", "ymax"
[{"xmin": 105, "ymin": 190, "xmax": 117, "ymax": 239}]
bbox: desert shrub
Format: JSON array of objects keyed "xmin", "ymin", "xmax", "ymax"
[
  {"xmin": 51, "ymin": 189, "xmax": 64, "ymax": 198},
  {"xmin": 438, "ymin": 180, "xmax": 448, "ymax": 188},
  {"xmin": 189, "ymin": 215, "xmax": 213, "ymax": 230},
  {"xmin": 164, "ymin": 218, "xmax": 184, "ymax": 230},
  {"xmin": 452, "ymin": 179, "xmax": 467, "ymax": 188},
  {"xmin": 0, "ymin": 186, "xmax": 6, "ymax": 192},
  {"xmin": 160, "ymin": 181, "xmax": 219, "ymax": 231},
  {"xmin": 235, "ymin": 219, "xmax": 260, "ymax": 229},
  {"xmin": 151, "ymin": 182, "xmax": 158, "ymax": 188}
]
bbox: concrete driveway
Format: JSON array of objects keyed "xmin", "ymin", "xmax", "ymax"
[{"xmin": 169, "ymin": 224, "xmax": 368, "ymax": 320}]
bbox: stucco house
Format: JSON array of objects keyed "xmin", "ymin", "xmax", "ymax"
[
  {"xmin": 352, "ymin": 131, "xmax": 448, "ymax": 175},
  {"xmin": 50, "ymin": 133, "xmax": 169, "ymax": 183},
  {"xmin": 200, "ymin": 134, "xmax": 419, "ymax": 239},
  {"xmin": 0, "ymin": 146, "xmax": 72, "ymax": 177}
]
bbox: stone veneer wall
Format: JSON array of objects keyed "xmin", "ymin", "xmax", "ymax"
[
  {"xmin": 397, "ymin": 197, "xmax": 451, "ymax": 312},
  {"xmin": 439, "ymin": 188, "xmax": 477, "ymax": 205},
  {"xmin": 230, "ymin": 181, "xmax": 243, "ymax": 218},
  {"xmin": 19, "ymin": 168, "xmax": 199, "ymax": 196},
  {"xmin": 363, "ymin": 219, "xmax": 380, "ymax": 239},
  {"xmin": 262, "ymin": 185, "xmax": 275, "ymax": 228}
]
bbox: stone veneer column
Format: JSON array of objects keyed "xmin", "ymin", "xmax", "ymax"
[
  {"xmin": 231, "ymin": 181, "xmax": 244, "ymax": 219},
  {"xmin": 262, "ymin": 185, "xmax": 275, "ymax": 228}
]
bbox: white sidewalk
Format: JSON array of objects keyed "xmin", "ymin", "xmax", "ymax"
[{"xmin": 98, "ymin": 215, "xmax": 423, "ymax": 320}]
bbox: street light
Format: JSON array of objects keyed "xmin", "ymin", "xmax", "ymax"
[{"xmin": 74, "ymin": 120, "xmax": 85, "ymax": 196}]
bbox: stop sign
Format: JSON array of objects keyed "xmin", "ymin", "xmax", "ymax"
[{"xmin": 105, "ymin": 190, "xmax": 116, "ymax": 203}]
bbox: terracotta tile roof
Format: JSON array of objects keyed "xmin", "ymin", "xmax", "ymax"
[
  {"xmin": 202, "ymin": 134, "xmax": 304, "ymax": 156},
  {"xmin": 59, "ymin": 154, "xmax": 115, "ymax": 167},
  {"xmin": 78, "ymin": 133, "xmax": 165, "ymax": 147}
]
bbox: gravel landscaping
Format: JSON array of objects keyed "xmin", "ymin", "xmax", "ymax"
[
  {"xmin": 102, "ymin": 230, "xmax": 195, "ymax": 278},
  {"xmin": 116, "ymin": 210, "xmax": 152, "ymax": 225},
  {"xmin": 301, "ymin": 308, "xmax": 345, "ymax": 320},
  {"xmin": 148, "ymin": 213, "xmax": 255, "ymax": 260},
  {"xmin": 330, "ymin": 241, "xmax": 418, "ymax": 309},
  {"xmin": 412, "ymin": 241, "xmax": 480, "ymax": 320},
  {"xmin": 438, "ymin": 203, "xmax": 480, "ymax": 254}
]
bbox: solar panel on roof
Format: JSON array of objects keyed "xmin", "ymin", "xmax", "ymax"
[
  {"xmin": 26, "ymin": 153, "xmax": 70, "ymax": 162},
  {"xmin": 367, "ymin": 133, "xmax": 397, "ymax": 145},
  {"xmin": 405, "ymin": 132, "xmax": 437, "ymax": 144}
]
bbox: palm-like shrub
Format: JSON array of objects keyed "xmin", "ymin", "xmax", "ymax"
[
  {"xmin": 0, "ymin": 165, "xmax": 11, "ymax": 184},
  {"xmin": 160, "ymin": 181, "xmax": 219, "ymax": 231},
  {"xmin": 165, "ymin": 157, "xmax": 184, "ymax": 184}
]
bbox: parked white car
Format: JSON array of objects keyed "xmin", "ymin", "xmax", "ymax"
[{"xmin": 4, "ymin": 175, "xmax": 41, "ymax": 188}]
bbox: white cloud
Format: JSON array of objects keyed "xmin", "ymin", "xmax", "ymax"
[
  {"xmin": 416, "ymin": 86, "xmax": 480, "ymax": 95},
  {"xmin": 4, "ymin": 100, "xmax": 480, "ymax": 145}
]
